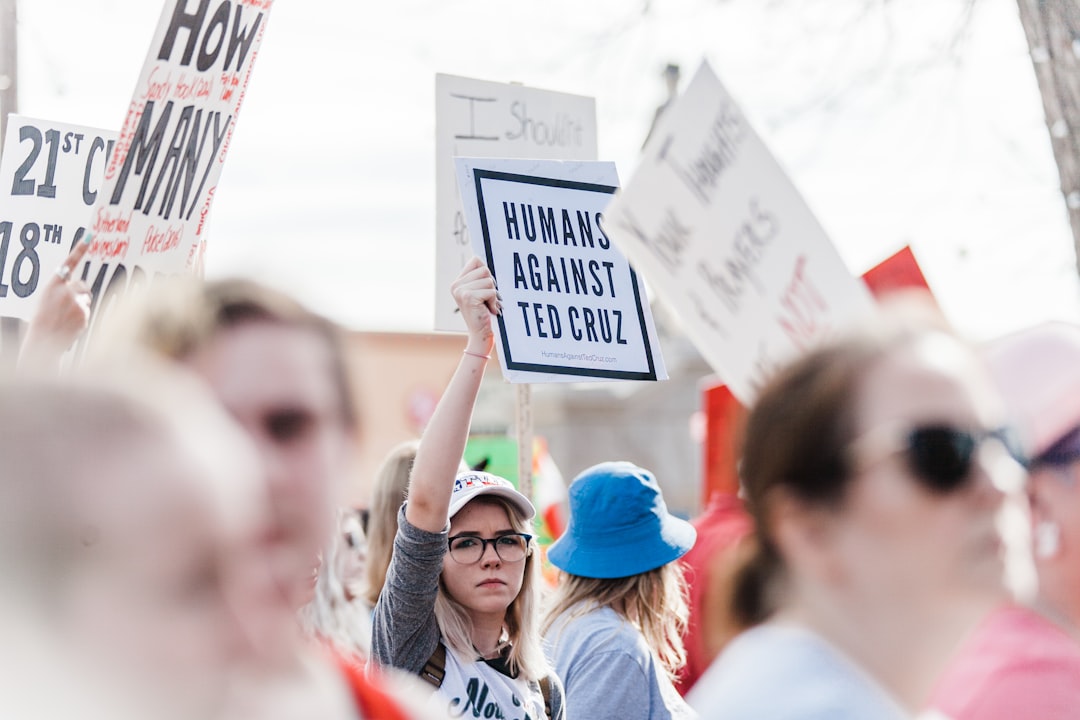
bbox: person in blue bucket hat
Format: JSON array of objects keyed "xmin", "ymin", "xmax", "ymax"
[{"xmin": 542, "ymin": 461, "xmax": 698, "ymax": 719}]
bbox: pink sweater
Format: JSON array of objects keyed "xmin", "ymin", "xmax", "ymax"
[{"xmin": 927, "ymin": 604, "xmax": 1080, "ymax": 719}]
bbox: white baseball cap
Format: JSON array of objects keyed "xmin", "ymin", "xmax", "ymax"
[
  {"xmin": 986, "ymin": 321, "xmax": 1080, "ymax": 458},
  {"xmin": 448, "ymin": 471, "xmax": 535, "ymax": 520}
]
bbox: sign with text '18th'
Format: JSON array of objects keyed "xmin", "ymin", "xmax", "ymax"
[
  {"xmin": 435, "ymin": 74, "xmax": 597, "ymax": 332},
  {"xmin": 602, "ymin": 61, "xmax": 873, "ymax": 403},
  {"xmin": 78, "ymin": 0, "xmax": 273, "ymax": 325},
  {"xmin": 0, "ymin": 116, "xmax": 116, "ymax": 321},
  {"xmin": 456, "ymin": 158, "xmax": 667, "ymax": 384}
]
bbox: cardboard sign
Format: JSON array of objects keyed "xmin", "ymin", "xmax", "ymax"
[
  {"xmin": 78, "ymin": 0, "xmax": 273, "ymax": 327},
  {"xmin": 602, "ymin": 62, "xmax": 873, "ymax": 403},
  {"xmin": 455, "ymin": 158, "xmax": 667, "ymax": 384},
  {"xmin": 0, "ymin": 116, "xmax": 116, "ymax": 320},
  {"xmin": 435, "ymin": 74, "xmax": 597, "ymax": 331}
]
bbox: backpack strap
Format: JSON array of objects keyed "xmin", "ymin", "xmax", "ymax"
[
  {"xmin": 539, "ymin": 674, "xmax": 553, "ymax": 720},
  {"xmin": 419, "ymin": 642, "xmax": 447, "ymax": 689},
  {"xmin": 422, "ymin": 642, "xmax": 553, "ymax": 720}
]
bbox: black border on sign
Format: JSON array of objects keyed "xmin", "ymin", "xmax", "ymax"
[{"xmin": 473, "ymin": 169, "xmax": 658, "ymax": 381}]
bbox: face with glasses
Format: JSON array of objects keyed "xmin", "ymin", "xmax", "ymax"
[
  {"xmin": 829, "ymin": 334, "xmax": 1015, "ymax": 609},
  {"xmin": 441, "ymin": 497, "xmax": 531, "ymax": 621}
]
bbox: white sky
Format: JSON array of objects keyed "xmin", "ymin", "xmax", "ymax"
[{"xmin": 12, "ymin": 0, "xmax": 1080, "ymax": 341}]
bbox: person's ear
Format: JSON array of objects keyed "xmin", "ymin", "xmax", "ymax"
[
  {"xmin": 1029, "ymin": 471, "xmax": 1066, "ymax": 560},
  {"xmin": 769, "ymin": 487, "xmax": 845, "ymax": 584}
]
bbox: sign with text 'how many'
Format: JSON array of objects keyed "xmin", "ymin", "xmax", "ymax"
[{"xmin": 79, "ymin": 0, "xmax": 274, "ymax": 334}]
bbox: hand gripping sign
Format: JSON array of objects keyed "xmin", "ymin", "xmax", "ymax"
[
  {"xmin": 0, "ymin": 116, "xmax": 116, "ymax": 321},
  {"xmin": 435, "ymin": 74, "xmax": 597, "ymax": 332}
]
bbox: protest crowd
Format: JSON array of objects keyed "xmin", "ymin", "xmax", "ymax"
[{"xmin": 3, "ymin": 2, "xmax": 1080, "ymax": 719}]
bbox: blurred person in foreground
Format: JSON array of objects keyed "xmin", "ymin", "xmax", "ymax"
[
  {"xmin": 926, "ymin": 322, "xmax": 1080, "ymax": 718},
  {"xmin": 688, "ymin": 300, "xmax": 1025, "ymax": 718},
  {"xmin": 95, "ymin": 276, "xmax": 442, "ymax": 719},
  {"xmin": 0, "ymin": 364, "xmax": 270, "ymax": 719}
]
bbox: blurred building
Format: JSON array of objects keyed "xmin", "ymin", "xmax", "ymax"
[{"xmin": 344, "ymin": 303, "xmax": 711, "ymax": 519}]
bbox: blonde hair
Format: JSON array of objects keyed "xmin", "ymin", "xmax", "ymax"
[
  {"xmin": 300, "ymin": 508, "xmax": 371, "ymax": 662},
  {"xmin": 435, "ymin": 496, "xmax": 550, "ymax": 682},
  {"xmin": 363, "ymin": 441, "xmax": 419, "ymax": 605},
  {"xmin": 542, "ymin": 563, "xmax": 690, "ymax": 682}
]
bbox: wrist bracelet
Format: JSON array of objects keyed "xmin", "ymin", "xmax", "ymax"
[{"xmin": 463, "ymin": 349, "xmax": 491, "ymax": 360}]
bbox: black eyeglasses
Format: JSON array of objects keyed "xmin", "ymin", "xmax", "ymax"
[
  {"xmin": 849, "ymin": 423, "xmax": 1027, "ymax": 493},
  {"xmin": 447, "ymin": 533, "xmax": 533, "ymax": 565}
]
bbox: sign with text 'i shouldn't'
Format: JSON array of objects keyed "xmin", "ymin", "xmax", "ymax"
[
  {"xmin": 435, "ymin": 74, "xmax": 597, "ymax": 332},
  {"xmin": 455, "ymin": 158, "xmax": 667, "ymax": 384},
  {"xmin": 78, "ymin": 0, "xmax": 273, "ymax": 328}
]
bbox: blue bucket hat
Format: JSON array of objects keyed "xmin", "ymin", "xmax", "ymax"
[{"xmin": 547, "ymin": 461, "xmax": 696, "ymax": 579}]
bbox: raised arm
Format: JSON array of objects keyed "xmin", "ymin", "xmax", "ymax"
[
  {"xmin": 405, "ymin": 257, "xmax": 500, "ymax": 533},
  {"xmin": 18, "ymin": 235, "xmax": 93, "ymax": 374}
]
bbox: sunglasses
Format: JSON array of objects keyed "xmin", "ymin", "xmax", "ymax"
[
  {"xmin": 848, "ymin": 423, "xmax": 1027, "ymax": 493},
  {"xmin": 1029, "ymin": 426, "xmax": 1080, "ymax": 474}
]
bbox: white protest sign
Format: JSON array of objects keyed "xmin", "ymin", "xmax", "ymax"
[
  {"xmin": 0, "ymin": 116, "xmax": 116, "ymax": 320},
  {"xmin": 455, "ymin": 158, "xmax": 667, "ymax": 384},
  {"xmin": 603, "ymin": 61, "xmax": 873, "ymax": 403},
  {"xmin": 435, "ymin": 74, "xmax": 597, "ymax": 332},
  {"xmin": 79, "ymin": 0, "xmax": 273, "ymax": 326}
]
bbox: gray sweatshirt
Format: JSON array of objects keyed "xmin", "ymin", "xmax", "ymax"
[{"xmin": 371, "ymin": 506, "xmax": 565, "ymax": 720}]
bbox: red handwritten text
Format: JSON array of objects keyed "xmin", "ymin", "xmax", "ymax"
[
  {"xmin": 777, "ymin": 255, "xmax": 831, "ymax": 352},
  {"xmin": 196, "ymin": 186, "xmax": 215, "ymax": 236},
  {"xmin": 141, "ymin": 224, "xmax": 184, "ymax": 255},
  {"xmin": 93, "ymin": 207, "xmax": 133, "ymax": 235}
]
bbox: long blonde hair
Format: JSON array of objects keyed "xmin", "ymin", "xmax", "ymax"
[
  {"xmin": 542, "ymin": 563, "xmax": 690, "ymax": 682},
  {"xmin": 364, "ymin": 441, "xmax": 419, "ymax": 605},
  {"xmin": 435, "ymin": 496, "xmax": 550, "ymax": 682},
  {"xmin": 300, "ymin": 508, "xmax": 371, "ymax": 662}
]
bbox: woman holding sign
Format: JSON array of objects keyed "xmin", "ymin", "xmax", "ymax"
[{"xmin": 370, "ymin": 258, "xmax": 565, "ymax": 720}]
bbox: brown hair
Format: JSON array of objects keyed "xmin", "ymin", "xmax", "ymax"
[
  {"xmin": 733, "ymin": 300, "xmax": 954, "ymax": 626},
  {"xmin": 363, "ymin": 440, "xmax": 419, "ymax": 605},
  {"xmin": 103, "ymin": 276, "xmax": 358, "ymax": 430}
]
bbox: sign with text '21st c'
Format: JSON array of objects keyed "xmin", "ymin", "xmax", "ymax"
[
  {"xmin": 435, "ymin": 74, "xmax": 597, "ymax": 332},
  {"xmin": 0, "ymin": 116, "xmax": 116, "ymax": 321},
  {"xmin": 79, "ymin": 0, "xmax": 273, "ymax": 321},
  {"xmin": 455, "ymin": 158, "xmax": 667, "ymax": 384},
  {"xmin": 603, "ymin": 62, "xmax": 873, "ymax": 404}
]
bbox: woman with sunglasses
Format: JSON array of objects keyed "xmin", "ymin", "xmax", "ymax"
[
  {"xmin": 926, "ymin": 322, "xmax": 1080, "ymax": 719},
  {"xmin": 688, "ymin": 306, "xmax": 1024, "ymax": 718},
  {"xmin": 370, "ymin": 258, "xmax": 564, "ymax": 719}
]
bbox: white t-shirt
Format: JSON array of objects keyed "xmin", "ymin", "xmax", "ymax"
[
  {"xmin": 429, "ymin": 645, "xmax": 547, "ymax": 720},
  {"xmin": 688, "ymin": 624, "xmax": 908, "ymax": 720}
]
